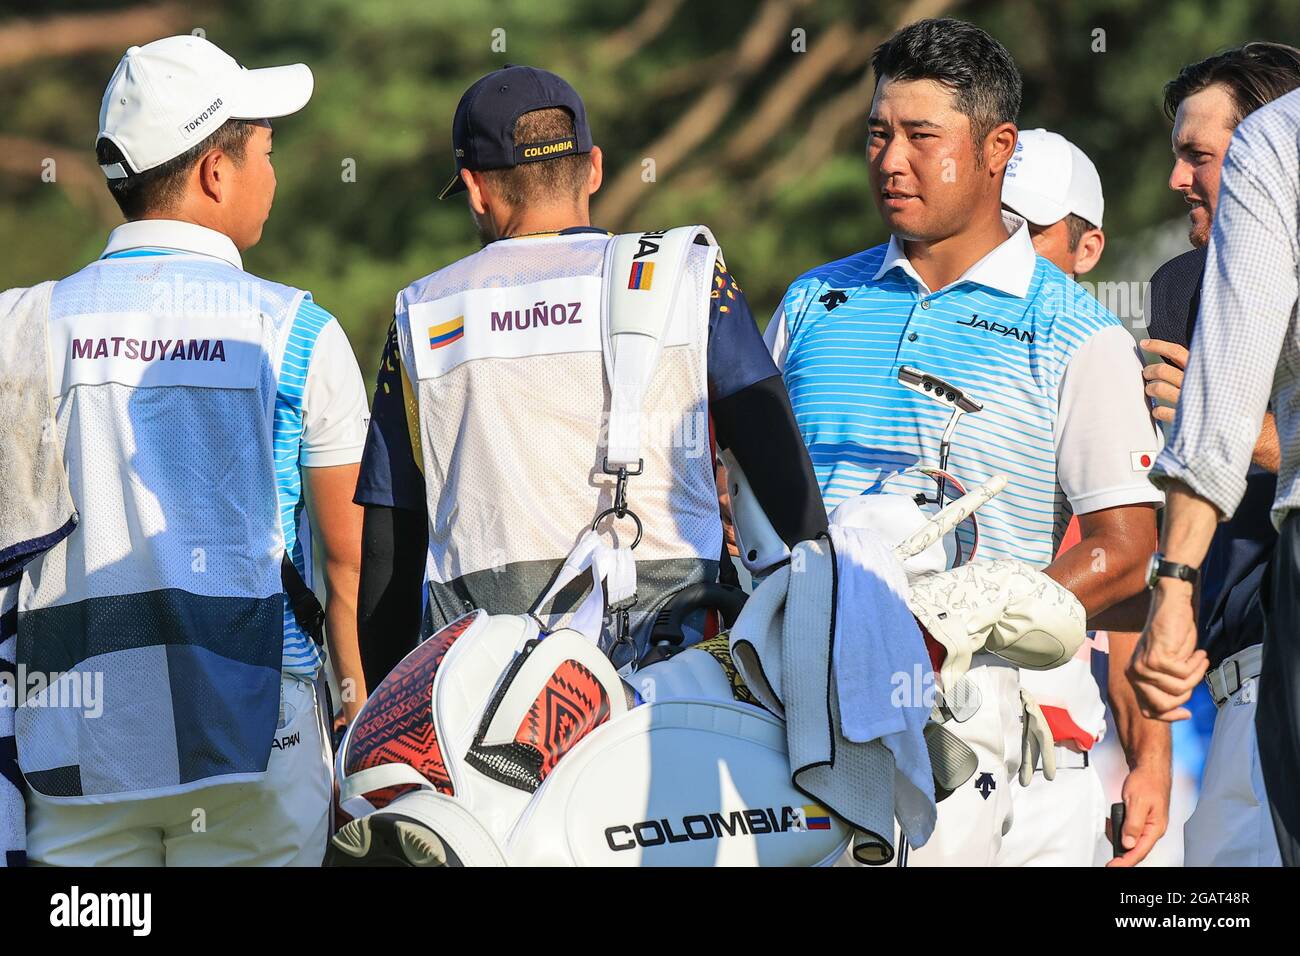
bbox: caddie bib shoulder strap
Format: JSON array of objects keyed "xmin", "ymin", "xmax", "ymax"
[
  {"xmin": 527, "ymin": 226, "xmax": 717, "ymax": 664},
  {"xmin": 600, "ymin": 226, "xmax": 716, "ymax": 469}
]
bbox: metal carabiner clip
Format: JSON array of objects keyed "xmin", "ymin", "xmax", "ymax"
[
  {"xmin": 593, "ymin": 456, "xmax": 645, "ymax": 548},
  {"xmin": 601, "ymin": 457, "xmax": 644, "ymax": 518},
  {"xmin": 607, "ymin": 592, "xmax": 639, "ymax": 675}
]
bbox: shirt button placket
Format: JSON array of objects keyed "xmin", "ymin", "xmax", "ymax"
[{"xmin": 900, "ymin": 297, "xmax": 925, "ymax": 359}]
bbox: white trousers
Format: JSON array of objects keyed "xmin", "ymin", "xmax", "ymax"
[
  {"xmin": 27, "ymin": 673, "xmax": 331, "ymax": 867},
  {"xmin": 906, "ymin": 655, "xmax": 1022, "ymax": 866},
  {"xmin": 1184, "ymin": 674, "xmax": 1282, "ymax": 867},
  {"xmin": 995, "ymin": 757, "xmax": 1106, "ymax": 866}
]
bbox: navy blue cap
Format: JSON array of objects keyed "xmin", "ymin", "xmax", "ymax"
[{"xmin": 438, "ymin": 65, "xmax": 593, "ymax": 200}]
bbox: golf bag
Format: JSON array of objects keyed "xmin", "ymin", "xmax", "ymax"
[{"xmin": 333, "ymin": 598, "xmax": 855, "ymax": 865}]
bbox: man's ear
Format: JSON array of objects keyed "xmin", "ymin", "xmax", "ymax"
[
  {"xmin": 587, "ymin": 145, "xmax": 603, "ymax": 196},
  {"xmin": 1072, "ymin": 228, "xmax": 1106, "ymax": 277},
  {"xmin": 986, "ymin": 122, "xmax": 1018, "ymax": 176},
  {"xmin": 464, "ymin": 168, "xmax": 489, "ymax": 216},
  {"xmin": 196, "ymin": 148, "xmax": 227, "ymax": 203}
]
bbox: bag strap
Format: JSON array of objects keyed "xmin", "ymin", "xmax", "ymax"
[
  {"xmin": 534, "ymin": 227, "xmax": 712, "ymax": 661},
  {"xmin": 599, "ymin": 226, "xmax": 715, "ymax": 467},
  {"xmin": 529, "ymin": 529, "xmax": 636, "ymax": 644},
  {"xmin": 282, "ymin": 554, "xmax": 325, "ymax": 647},
  {"xmin": 337, "ymin": 762, "xmax": 437, "ymax": 815}
]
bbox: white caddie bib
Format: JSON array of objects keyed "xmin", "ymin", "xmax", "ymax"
[{"xmin": 394, "ymin": 228, "xmax": 721, "ymax": 661}]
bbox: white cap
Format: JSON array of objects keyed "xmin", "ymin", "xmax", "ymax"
[
  {"xmin": 1001, "ymin": 128, "xmax": 1104, "ymax": 229},
  {"xmin": 97, "ymin": 35, "xmax": 313, "ymax": 179}
]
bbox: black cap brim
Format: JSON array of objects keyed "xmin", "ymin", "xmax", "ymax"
[{"xmin": 438, "ymin": 172, "xmax": 466, "ymax": 200}]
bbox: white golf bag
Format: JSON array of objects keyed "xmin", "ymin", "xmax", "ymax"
[
  {"xmin": 333, "ymin": 600, "xmax": 855, "ymax": 866},
  {"xmin": 333, "ymin": 226, "xmax": 856, "ymax": 866}
]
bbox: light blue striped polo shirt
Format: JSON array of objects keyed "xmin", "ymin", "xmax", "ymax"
[
  {"xmin": 99, "ymin": 220, "xmax": 366, "ymax": 677},
  {"xmin": 769, "ymin": 216, "xmax": 1162, "ymax": 568}
]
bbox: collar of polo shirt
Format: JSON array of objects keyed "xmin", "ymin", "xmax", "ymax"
[
  {"xmin": 100, "ymin": 219, "xmax": 243, "ymax": 270},
  {"xmin": 873, "ymin": 212, "xmax": 1035, "ymax": 299}
]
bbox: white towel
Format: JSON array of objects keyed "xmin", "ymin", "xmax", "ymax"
[
  {"xmin": 829, "ymin": 492, "xmax": 947, "ymax": 581},
  {"xmin": 0, "ymin": 585, "xmax": 23, "ymax": 866},
  {"xmin": 0, "ymin": 282, "xmax": 72, "ymax": 867},
  {"xmin": 828, "ymin": 524, "xmax": 935, "ymax": 847},
  {"xmin": 0, "ymin": 283, "xmax": 76, "ymax": 585},
  {"xmin": 730, "ymin": 537, "xmax": 916, "ymax": 864}
]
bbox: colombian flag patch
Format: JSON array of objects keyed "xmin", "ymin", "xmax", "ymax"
[
  {"xmin": 428, "ymin": 316, "xmax": 464, "ymax": 349},
  {"xmin": 801, "ymin": 804, "xmax": 831, "ymax": 830},
  {"xmin": 627, "ymin": 260, "xmax": 655, "ymax": 290}
]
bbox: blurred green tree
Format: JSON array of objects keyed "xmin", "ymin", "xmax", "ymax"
[{"xmin": 2, "ymin": 0, "xmax": 1297, "ymax": 377}]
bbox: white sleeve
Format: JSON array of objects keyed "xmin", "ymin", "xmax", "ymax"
[
  {"xmin": 763, "ymin": 309, "xmax": 789, "ymax": 372},
  {"xmin": 1055, "ymin": 325, "xmax": 1165, "ymax": 514},
  {"xmin": 300, "ymin": 319, "xmax": 370, "ymax": 468}
]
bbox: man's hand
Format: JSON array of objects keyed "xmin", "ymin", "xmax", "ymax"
[
  {"xmin": 1127, "ymin": 580, "xmax": 1208, "ymax": 721},
  {"xmin": 1106, "ymin": 628, "xmax": 1172, "ymax": 865},
  {"xmin": 1140, "ymin": 338, "xmax": 1187, "ymax": 425},
  {"xmin": 1143, "ymin": 337, "xmax": 1279, "ymax": 471},
  {"xmin": 1106, "ymin": 761, "xmax": 1171, "ymax": 867}
]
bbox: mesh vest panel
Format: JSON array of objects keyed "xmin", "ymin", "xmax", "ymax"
[{"xmin": 397, "ymin": 234, "xmax": 721, "ymax": 660}]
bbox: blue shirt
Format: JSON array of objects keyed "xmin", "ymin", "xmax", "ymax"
[{"xmin": 769, "ymin": 217, "xmax": 1163, "ymax": 568}]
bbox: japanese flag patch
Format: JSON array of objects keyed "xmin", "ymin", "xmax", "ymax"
[{"xmin": 1131, "ymin": 451, "xmax": 1156, "ymax": 472}]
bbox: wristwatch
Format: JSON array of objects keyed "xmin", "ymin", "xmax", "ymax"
[{"xmin": 1146, "ymin": 552, "xmax": 1199, "ymax": 589}]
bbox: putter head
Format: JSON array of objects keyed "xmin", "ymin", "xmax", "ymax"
[{"xmin": 898, "ymin": 365, "xmax": 983, "ymax": 414}]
